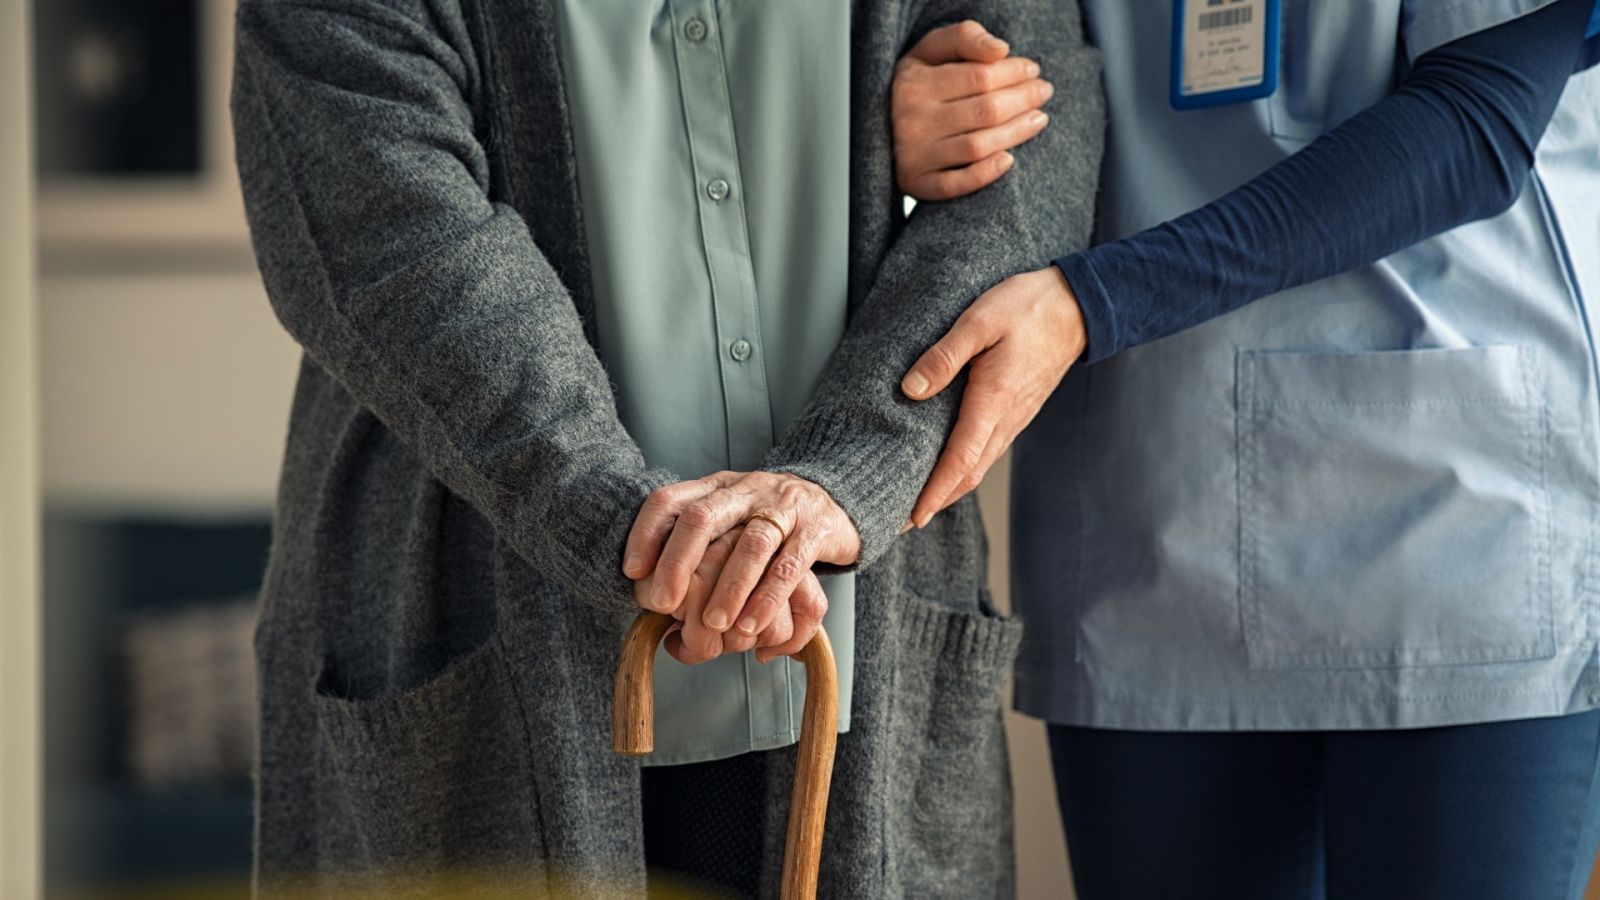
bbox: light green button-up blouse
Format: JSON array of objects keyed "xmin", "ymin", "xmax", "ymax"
[{"xmin": 551, "ymin": 0, "xmax": 854, "ymax": 765}]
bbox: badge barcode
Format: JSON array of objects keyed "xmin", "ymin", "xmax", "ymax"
[{"xmin": 1198, "ymin": 7, "xmax": 1253, "ymax": 29}]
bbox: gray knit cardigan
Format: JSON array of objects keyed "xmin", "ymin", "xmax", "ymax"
[{"xmin": 232, "ymin": 0, "xmax": 1102, "ymax": 895}]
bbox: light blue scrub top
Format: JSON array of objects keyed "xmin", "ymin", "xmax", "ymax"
[
  {"xmin": 1013, "ymin": 0, "xmax": 1600, "ymax": 731},
  {"xmin": 552, "ymin": 0, "xmax": 854, "ymax": 764}
]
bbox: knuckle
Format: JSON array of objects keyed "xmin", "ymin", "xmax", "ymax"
[
  {"xmin": 975, "ymin": 95, "xmax": 1005, "ymax": 126},
  {"xmin": 744, "ymin": 528, "xmax": 779, "ymax": 555},
  {"xmin": 769, "ymin": 554, "xmax": 806, "ymax": 583},
  {"xmin": 679, "ymin": 501, "xmax": 716, "ymax": 530},
  {"xmin": 956, "ymin": 133, "xmax": 988, "ymax": 162},
  {"xmin": 777, "ymin": 480, "xmax": 808, "ymax": 509},
  {"xmin": 967, "ymin": 66, "xmax": 994, "ymax": 94},
  {"xmin": 748, "ymin": 590, "xmax": 782, "ymax": 615},
  {"xmin": 928, "ymin": 341, "xmax": 964, "ymax": 376},
  {"xmin": 927, "ymin": 173, "xmax": 964, "ymax": 201},
  {"xmin": 956, "ymin": 440, "xmax": 986, "ymax": 469},
  {"xmin": 641, "ymin": 488, "xmax": 673, "ymax": 513},
  {"xmin": 794, "ymin": 591, "xmax": 827, "ymax": 622}
]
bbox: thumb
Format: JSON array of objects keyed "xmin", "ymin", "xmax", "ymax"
[
  {"xmin": 906, "ymin": 20, "xmax": 1010, "ymax": 66},
  {"xmin": 902, "ymin": 313, "xmax": 993, "ymax": 400}
]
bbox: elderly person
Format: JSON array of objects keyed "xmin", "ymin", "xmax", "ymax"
[{"xmin": 232, "ymin": 0, "xmax": 1098, "ymax": 895}]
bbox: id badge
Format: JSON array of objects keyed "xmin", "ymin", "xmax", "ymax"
[{"xmin": 1170, "ymin": 0, "xmax": 1280, "ymax": 110}]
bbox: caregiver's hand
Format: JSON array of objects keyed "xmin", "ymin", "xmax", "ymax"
[
  {"xmin": 623, "ymin": 471, "xmax": 859, "ymax": 661},
  {"xmin": 901, "ymin": 266, "xmax": 1087, "ymax": 527},
  {"xmin": 893, "ymin": 20, "xmax": 1054, "ymax": 201}
]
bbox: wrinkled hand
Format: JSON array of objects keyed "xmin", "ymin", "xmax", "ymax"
[
  {"xmin": 631, "ymin": 525, "xmax": 830, "ymax": 665},
  {"xmin": 901, "ymin": 266, "xmax": 1086, "ymax": 527},
  {"xmin": 892, "ymin": 20, "xmax": 1054, "ymax": 201},
  {"xmin": 623, "ymin": 471, "xmax": 860, "ymax": 664}
]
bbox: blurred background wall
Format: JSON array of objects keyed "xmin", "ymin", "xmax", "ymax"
[
  {"xmin": 34, "ymin": 1, "xmax": 295, "ymax": 895},
  {"xmin": 4, "ymin": 0, "xmax": 43, "ymax": 896}
]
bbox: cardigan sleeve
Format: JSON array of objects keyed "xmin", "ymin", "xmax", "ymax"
[
  {"xmin": 232, "ymin": 0, "xmax": 673, "ymax": 613},
  {"xmin": 764, "ymin": 0, "xmax": 1106, "ymax": 567}
]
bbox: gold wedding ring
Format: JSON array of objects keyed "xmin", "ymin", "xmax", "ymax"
[{"xmin": 747, "ymin": 509, "xmax": 791, "ymax": 544}]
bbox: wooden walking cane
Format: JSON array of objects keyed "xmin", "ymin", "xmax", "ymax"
[{"xmin": 614, "ymin": 611, "xmax": 839, "ymax": 900}]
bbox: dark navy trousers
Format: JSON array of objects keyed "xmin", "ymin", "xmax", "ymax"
[{"xmin": 1049, "ymin": 709, "xmax": 1600, "ymax": 900}]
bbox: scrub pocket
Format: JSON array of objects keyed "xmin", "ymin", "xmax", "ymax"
[{"xmin": 1237, "ymin": 345, "xmax": 1556, "ymax": 669}]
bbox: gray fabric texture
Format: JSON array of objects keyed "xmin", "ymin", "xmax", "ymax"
[{"xmin": 231, "ymin": 0, "xmax": 1103, "ymax": 896}]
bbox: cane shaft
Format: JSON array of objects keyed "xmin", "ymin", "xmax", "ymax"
[{"xmin": 612, "ymin": 611, "xmax": 838, "ymax": 900}]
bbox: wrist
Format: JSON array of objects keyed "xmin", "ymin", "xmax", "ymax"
[
  {"xmin": 1041, "ymin": 264, "xmax": 1088, "ymax": 364},
  {"xmin": 1052, "ymin": 253, "xmax": 1118, "ymax": 366}
]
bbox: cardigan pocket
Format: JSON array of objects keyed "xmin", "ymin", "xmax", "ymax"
[
  {"xmin": 1237, "ymin": 346, "xmax": 1557, "ymax": 670},
  {"xmin": 890, "ymin": 588, "xmax": 1023, "ymax": 898},
  {"xmin": 310, "ymin": 630, "xmax": 545, "ymax": 891}
]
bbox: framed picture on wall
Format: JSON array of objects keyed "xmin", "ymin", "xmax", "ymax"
[{"xmin": 34, "ymin": 0, "xmax": 250, "ymax": 253}]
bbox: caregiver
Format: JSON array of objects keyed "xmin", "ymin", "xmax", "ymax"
[{"xmin": 893, "ymin": 3, "xmax": 1600, "ymax": 899}]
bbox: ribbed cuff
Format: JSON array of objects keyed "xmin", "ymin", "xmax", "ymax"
[
  {"xmin": 1055, "ymin": 251, "xmax": 1120, "ymax": 366},
  {"xmin": 765, "ymin": 410, "xmax": 922, "ymax": 571},
  {"xmin": 528, "ymin": 466, "xmax": 678, "ymax": 613}
]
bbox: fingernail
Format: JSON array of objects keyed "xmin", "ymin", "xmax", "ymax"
[
  {"xmin": 736, "ymin": 617, "xmax": 757, "ymax": 635},
  {"xmin": 705, "ymin": 609, "xmax": 729, "ymax": 631},
  {"xmin": 982, "ymin": 36, "xmax": 1008, "ymax": 53},
  {"xmin": 999, "ymin": 152, "xmax": 1015, "ymax": 171},
  {"xmin": 903, "ymin": 371, "xmax": 929, "ymax": 397},
  {"xmin": 1031, "ymin": 111, "xmax": 1049, "ymax": 129},
  {"xmin": 899, "ymin": 520, "xmax": 914, "ymax": 535},
  {"xmin": 1041, "ymin": 81, "xmax": 1055, "ymax": 100},
  {"xmin": 623, "ymin": 553, "xmax": 641, "ymax": 575},
  {"xmin": 1026, "ymin": 60, "xmax": 1041, "ymax": 78},
  {"xmin": 649, "ymin": 587, "xmax": 672, "ymax": 611}
]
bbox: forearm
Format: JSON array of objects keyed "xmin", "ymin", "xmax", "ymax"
[
  {"xmin": 234, "ymin": 0, "xmax": 671, "ymax": 610},
  {"xmin": 766, "ymin": 0, "xmax": 1104, "ymax": 565},
  {"xmin": 1063, "ymin": 0, "xmax": 1593, "ymax": 365}
]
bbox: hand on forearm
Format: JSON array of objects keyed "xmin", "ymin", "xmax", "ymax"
[
  {"xmin": 622, "ymin": 471, "xmax": 857, "ymax": 664},
  {"xmin": 901, "ymin": 266, "xmax": 1086, "ymax": 525},
  {"xmin": 892, "ymin": 20, "xmax": 1054, "ymax": 201}
]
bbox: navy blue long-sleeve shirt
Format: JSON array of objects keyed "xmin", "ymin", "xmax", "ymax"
[{"xmin": 1060, "ymin": 0, "xmax": 1598, "ymax": 365}]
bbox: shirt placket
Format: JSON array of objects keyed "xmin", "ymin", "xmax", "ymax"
[
  {"xmin": 669, "ymin": 0, "xmax": 792, "ymax": 751},
  {"xmin": 669, "ymin": 0, "xmax": 774, "ymax": 473}
]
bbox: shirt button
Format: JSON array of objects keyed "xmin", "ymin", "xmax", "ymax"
[
  {"xmin": 684, "ymin": 18, "xmax": 708, "ymax": 41},
  {"xmin": 706, "ymin": 178, "xmax": 730, "ymax": 201},
  {"xmin": 730, "ymin": 339, "xmax": 752, "ymax": 361}
]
